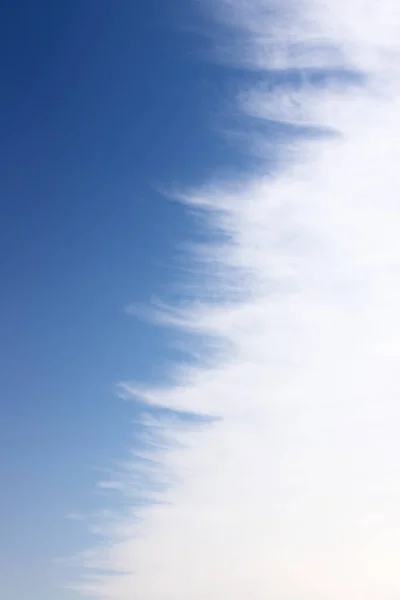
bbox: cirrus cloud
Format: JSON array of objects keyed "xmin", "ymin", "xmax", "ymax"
[{"xmin": 74, "ymin": 2, "xmax": 400, "ymax": 599}]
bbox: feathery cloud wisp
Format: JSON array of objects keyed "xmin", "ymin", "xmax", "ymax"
[{"xmin": 76, "ymin": 1, "xmax": 400, "ymax": 598}]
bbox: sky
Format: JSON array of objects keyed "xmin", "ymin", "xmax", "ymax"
[
  {"xmin": 0, "ymin": 2, "xmax": 241, "ymax": 598},
  {"xmin": 2, "ymin": 1, "xmax": 400, "ymax": 600}
]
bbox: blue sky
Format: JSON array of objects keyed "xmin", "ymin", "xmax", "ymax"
[
  {"xmin": 0, "ymin": 2, "xmax": 244, "ymax": 598},
  {"xmin": 3, "ymin": 1, "xmax": 400, "ymax": 599}
]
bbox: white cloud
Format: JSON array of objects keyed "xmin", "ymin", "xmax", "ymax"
[{"xmin": 75, "ymin": 1, "xmax": 400, "ymax": 598}]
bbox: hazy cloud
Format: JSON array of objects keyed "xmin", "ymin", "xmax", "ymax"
[{"xmin": 74, "ymin": 2, "xmax": 400, "ymax": 598}]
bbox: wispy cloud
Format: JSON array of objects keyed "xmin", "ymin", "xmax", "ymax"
[{"xmin": 75, "ymin": 1, "xmax": 400, "ymax": 598}]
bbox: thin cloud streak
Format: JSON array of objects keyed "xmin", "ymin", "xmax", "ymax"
[{"xmin": 76, "ymin": 1, "xmax": 400, "ymax": 598}]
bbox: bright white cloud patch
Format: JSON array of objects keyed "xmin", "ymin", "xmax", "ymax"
[{"xmin": 76, "ymin": 1, "xmax": 400, "ymax": 598}]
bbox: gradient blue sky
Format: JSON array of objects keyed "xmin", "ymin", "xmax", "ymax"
[
  {"xmin": 0, "ymin": 2, "xmax": 247, "ymax": 598},
  {"xmin": 4, "ymin": 1, "xmax": 400, "ymax": 600}
]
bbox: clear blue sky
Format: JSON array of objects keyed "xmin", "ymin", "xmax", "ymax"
[{"xmin": 0, "ymin": 2, "xmax": 248, "ymax": 598}]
